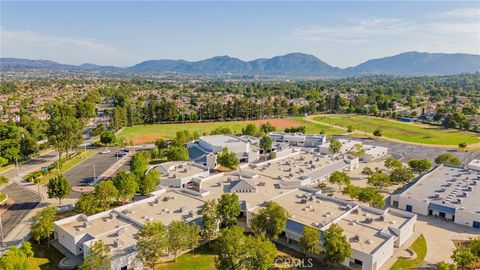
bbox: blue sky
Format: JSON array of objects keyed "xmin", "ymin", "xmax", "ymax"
[{"xmin": 1, "ymin": 1, "xmax": 479, "ymax": 67}]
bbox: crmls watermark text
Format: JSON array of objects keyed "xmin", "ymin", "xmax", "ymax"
[{"xmin": 274, "ymin": 257, "xmax": 314, "ymax": 268}]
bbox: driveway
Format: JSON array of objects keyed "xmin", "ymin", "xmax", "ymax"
[
  {"xmin": 64, "ymin": 147, "xmax": 121, "ymax": 198},
  {"xmin": 1, "ymin": 183, "xmax": 41, "ymax": 237}
]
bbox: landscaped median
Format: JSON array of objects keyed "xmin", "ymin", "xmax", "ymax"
[
  {"xmin": 24, "ymin": 149, "xmax": 98, "ymax": 185},
  {"xmin": 390, "ymin": 235, "xmax": 427, "ymax": 270}
]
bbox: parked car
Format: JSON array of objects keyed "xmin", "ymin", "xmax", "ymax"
[
  {"xmin": 100, "ymin": 149, "xmax": 111, "ymax": 154},
  {"xmin": 116, "ymin": 151, "xmax": 127, "ymax": 157}
]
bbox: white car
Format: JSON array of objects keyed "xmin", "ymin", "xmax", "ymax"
[{"xmin": 100, "ymin": 149, "xmax": 111, "ymax": 154}]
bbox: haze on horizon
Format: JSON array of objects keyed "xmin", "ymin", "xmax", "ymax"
[{"xmin": 1, "ymin": 1, "xmax": 479, "ymax": 68}]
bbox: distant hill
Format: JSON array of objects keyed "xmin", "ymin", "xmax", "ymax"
[
  {"xmin": 344, "ymin": 52, "xmax": 480, "ymax": 76},
  {"xmin": 2, "ymin": 52, "xmax": 479, "ymax": 77}
]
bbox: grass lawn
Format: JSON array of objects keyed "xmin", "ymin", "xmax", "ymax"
[
  {"xmin": 154, "ymin": 240, "xmax": 328, "ymax": 270},
  {"xmin": 118, "ymin": 117, "xmax": 345, "ymax": 145},
  {"xmin": 0, "ymin": 192, "xmax": 6, "ymax": 202},
  {"xmin": 312, "ymin": 114, "xmax": 480, "ymax": 146},
  {"xmin": 390, "ymin": 235, "xmax": 427, "ymax": 270},
  {"xmin": 0, "ymin": 164, "xmax": 14, "ymax": 174},
  {"xmin": 35, "ymin": 149, "xmax": 98, "ymax": 184},
  {"xmin": 28, "ymin": 241, "xmax": 65, "ymax": 270},
  {"xmin": 155, "ymin": 243, "xmax": 216, "ymax": 270}
]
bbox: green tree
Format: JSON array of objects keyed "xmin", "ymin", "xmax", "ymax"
[
  {"xmin": 155, "ymin": 139, "xmax": 168, "ymax": 150},
  {"xmin": 408, "ymin": 159, "xmax": 432, "ymax": 173},
  {"xmin": 250, "ymin": 201, "xmax": 288, "ymax": 240},
  {"xmin": 361, "ymin": 167, "xmax": 374, "ymax": 176},
  {"xmin": 390, "ymin": 167, "xmax": 415, "ymax": 186},
  {"xmin": 451, "ymin": 245, "xmax": 477, "ymax": 270},
  {"xmin": 435, "ymin": 153, "xmax": 462, "ymax": 166},
  {"xmin": 75, "ymin": 193, "xmax": 99, "ymax": 215},
  {"xmin": 342, "ymin": 184, "xmax": 361, "ymax": 200},
  {"xmin": 214, "ymin": 226, "xmax": 249, "ymax": 270},
  {"xmin": 323, "ymin": 224, "xmax": 351, "ymax": 264},
  {"xmin": 300, "ymin": 226, "xmax": 321, "ymax": 255},
  {"xmin": 100, "ymin": 131, "xmax": 116, "ymax": 145},
  {"xmin": 188, "ymin": 223, "xmax": 201, "ymax": 254},
  {"xmin": 140, "ymin": 169, "xmax": 160, "ymax": 195},
  {"xmin": 259, "ymin": 136, "xmax": 273, "ymax": 161},
  {"xmin": 328, "ymin": 171, "xmax": 351, "ymax": 189},
  {"xmin": 46, "ymin": 102, "xmax": 84, "ymax": 161},
  {"xmin": 136, "ymin": 221, "xmax": 169, "ymax": 269},
  {"xmin": 242, "ymin": 123, "xmax": 257, "ymax": 136},
  {"xmin": 385, "ymin": 157, "xmax": 403, "ymax": 170},
  {"xmin": 0, "ymin": 241, "xmax": 34, "ymax": 270},
  {"xmin": 201, "ymin": 199, "xmax": 220, "ymax": 244},
  {"xmin": 459, "ymin": 143, "xmax": 467, "ymax": 149},
  {"xmin": 348, "ymin": 144, "xmax": 365, "ymax": 157},
  {"xmin": 90, "ymin": 124, "xmax": 106, "ymax": 137},
  {"xmin": 168, "ymin": 220, "xmax": 190, "ymax": 261},
  {"xmin": 79, "ymin": 240, "xmax": 111, "ymax": 270},
  {"xmin": 373, "ymin": 129, "xmax": 382, "ymax": 137},
  {"xmin": 437, "ymin": 261, "xmax": 457, "ymax": 270},
  {"xmin": 358, "ymin": 187, "xmax": 385, "ymax": 208},
  {"xmin": 0, "ymin": 175, "xmax": 9, "ymax": 187},
  {"xmin": 166, "ymin": 145, "xmax": 189, "ymax": 161},
  {"xmin": 95, "ymin": 180, "xmax": 118, "ymax": 210},
  {"xmin": 130, "ymin": 153, "xmax": 149, "ymax": 176},
  {"xmin": 329, "ymin": 139, "xmax": 342, "ymax": 155},
  {"xmin": 216, "ymin": 148, "xmax": 239, "ymax": 170},
  {"xmin": 112, "ymin": 170, "xmax": 138, "ymax": 204},
  {"xmin": 218, "ymin": 193, "xmax": 241, "ymax": 228},
  {"xmin": 245, "ymin": 233, "xmax": 277, "ymax": 270},
  {"xmin": 260, "ymin": 122, "xmax": 276, "ymax": 133},
  {"xmin": 30, "ymin": 206, "xmax": 56, "ymax": 244},
  {"xmin": 367, "ymin": 172, "xmax": 391, "ymax": 190},
  {"xmin": 47, "ymin": 174, "xmax": 71, "ymax": 204}
]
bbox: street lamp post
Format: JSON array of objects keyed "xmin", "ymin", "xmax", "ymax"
[{"xmin": 93, "ymin": 164, "xmax": 96, "ymax": 183}]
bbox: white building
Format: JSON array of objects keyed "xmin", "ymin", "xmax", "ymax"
[
  {"xmin": 391, "ymin": 165, "xmax": 480, "ymax": 229},
  {"xmin": 318, "ymin": 139, "xmax": 363, "ymax": 155},
  {"xmin": 467, "ymin": 159, "xmax": 480, "ymax": 171},
  {"xmin": 54, "ymin": 190, "xmax": 205, "ymax": 270},
  {"xmin": 254, "ymin": 189, "xmax": 416, "ymax": 270},
  {"xmin": 153, "ymin": 161, "xmax": 209, "ymax": 188},
  {"xmin": 361, "ymin": 145, "xmax": 389, "ymax": 162},
  {"xmin": 187, "ymin": 135, "xmax": 260, "ymax": 169},
  {"xmin": 268, "ymin": 132, "xmax": 326, "ymax": 147}
]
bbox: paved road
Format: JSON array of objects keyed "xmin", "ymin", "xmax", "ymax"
[
  {"xmin": 1, "ymin": 183, "xmax": 41, "ymax": 237},
  {"xmin": 64, "ymin": 147, "xmax": 121, "ymax": 198},
  {"xmin": 2, "ymin": 151, "xmax": 59, "ymax": 180},
  {"xmin": 335, "ymin": 135, "xmax": 479, "ymax": 164}
]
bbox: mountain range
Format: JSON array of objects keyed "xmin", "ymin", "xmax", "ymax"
[{"xmin": 2, "ymin": 52, "xmax": 480, "ymax": 77}]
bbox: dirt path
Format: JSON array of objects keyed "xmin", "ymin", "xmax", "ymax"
[{"xmin": 304, "ymin": 115, "xmax": 478, "ymax": 150}]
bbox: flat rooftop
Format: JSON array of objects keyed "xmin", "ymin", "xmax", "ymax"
[
  {"xmin": 271, "ymin": 189, "xmax": 350, "ymax": 228},
  {"xmin": 200, "ymin": 173, "xmax": 288, "ymax": 209},
  {"xmin": 400, "ymin": 165, "xmax": 480, "ymax": 213},
  {"xmin": 120, "ymin": 191, "xmax": 205, "ymax": 226},
  {"xmin": 155, "ymin": 162, "xmax": 207, "ymax": 180},
  {"xmin": 91, "ymin": 223, "xmax": 140, "ymax": 258},
  {"xmin": 336, "ymin": 207, "xmax": 410, "ymax": 254},
  {"xmin": 247, "ymin": 151, "xmax": 350, "ymax": 182}
]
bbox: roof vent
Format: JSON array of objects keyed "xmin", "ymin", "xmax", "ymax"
[{"xmin": 114, "ymin": 239, "xmax": 124, "ymax": 248}]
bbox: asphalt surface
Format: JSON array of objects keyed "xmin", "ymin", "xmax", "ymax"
[
  {"xmin": 2, "ymin": 151, "xmax": 59, "ymax": 180},
  {"xmin": 1, "ymin": 183, "xmax": 41, "ymax": 237},
  {"xmin": 64, "ymin": 147, "xmax": 121, "ymax": 198},
  {"xmin": 335, "ymin": 135, "xmax": 479, "ymax": 164}
]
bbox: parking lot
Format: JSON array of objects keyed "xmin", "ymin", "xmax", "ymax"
[
  {"xmin": 336, "ymin": 135, "xmax": 479, "ymax": 164},
  {"xmin": 64, "ymin": 147, "xmax": 123, "ymax": 198}
]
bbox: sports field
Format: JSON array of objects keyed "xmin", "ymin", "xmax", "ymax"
[
  {"xmin": 118, "ymin": 118, "xmax": 345, "ymax": 144},
  {"xmin": 312, "ymin": 114, "xmax": 480, "ymax": 146}
]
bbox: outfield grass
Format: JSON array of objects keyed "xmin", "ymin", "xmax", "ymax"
[
  {"xmin": 313, "ymin": 114, "xmax": 480, "ymax": 146},
  {"xmin": 390, "ymin": 235, "xmax": 427, "ymax": 270},
  {"xmin": 118, "ymin": 118, "xmax": 345, "ymax": 144}
]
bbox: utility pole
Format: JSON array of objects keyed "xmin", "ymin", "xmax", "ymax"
[
  {"xmin": 0, "ymin": 207, "xmax": 4, "ymax": 246},
  {"xmin": 93, "ymin": 164, "xmax": 96, "ymax": 183},
  {"xmin": 15, "ymin": 157, "xmax": 19, "ymax": 178}
]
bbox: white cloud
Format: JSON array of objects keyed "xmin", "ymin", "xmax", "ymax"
[
  {"xmin": 0, "ymin": 29, "xmax": 136, "ymax": 65},
  {"xmin": 292, "ymin": 8, "xmax": 480, "ymax": 67},
  {"xmin": 1, "ymin": 30, "xmax": 114, "ymax": 52}
]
